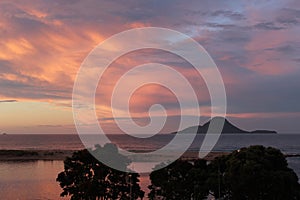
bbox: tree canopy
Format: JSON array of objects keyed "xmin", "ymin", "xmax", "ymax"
[
  {"xmin": 56, "ymin": 143, "xmax": 145, "ymax": 200},
  {"xmin": 57, "ymin": 144, "xmax": 300, "ymax": 200},
  {"xmin": 149, "ymin": 145, "xmax": 300, "ymax": 200},
  {"xmin": 148, "ymin": 159, "xmax": 209, "ymax": 200},
  {"xmin": 208, "ymin": 145, "xmax": 300, "ymax": 200}
]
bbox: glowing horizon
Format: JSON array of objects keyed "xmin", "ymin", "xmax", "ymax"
[{"xmin": 1, "ymin": 1, "xmax": 300, "ymax": 134}]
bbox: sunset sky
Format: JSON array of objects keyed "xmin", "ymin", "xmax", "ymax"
[{"xmin": 0, "ymin": 0, "xmax": 299, "ymax": 134}]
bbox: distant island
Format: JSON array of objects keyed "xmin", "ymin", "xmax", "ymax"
[{"xmin": 173, "ymin": 117, "xmax": 277, "ymax": 134}]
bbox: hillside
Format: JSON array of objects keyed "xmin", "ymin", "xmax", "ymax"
[{"xmin": 176, "ymin": 117, "xmax": 277, "ymax": 134}]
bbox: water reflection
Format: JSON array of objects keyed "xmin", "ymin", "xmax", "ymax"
[
  {"xmin": 0, "ymin": 160, "xmax": 151, "ymax": 200},
  {"xmin": 0, "ymin": 158, "xmax": 298, "ymax": 199},
  {"xmin": 0, "ymin": 160, "xmax": 68, "ymax": 200}
]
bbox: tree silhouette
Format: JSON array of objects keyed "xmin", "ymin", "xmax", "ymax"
[
  {"xmin": 148, "ymin": 159, "xmax": 209, "ymax": 200},
  {"xmin": 56, "ymin": 143, "xmax": 145, "ymax": 200},
  {"xmin": 208, "ymin": 145, "xmax": 300, "ymax": 200},
  {"xmin": 149, "ymin": 145, "xmax": 300, "ymax": 200}
]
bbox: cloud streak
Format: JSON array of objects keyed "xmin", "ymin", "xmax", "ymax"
[
  {"xmin": 0, "ymin": 100, "xmax": 17, "ymax": 103},
  {"xmin": 0, "ymin": 0, "xmax": 299, "ymax": 133}
]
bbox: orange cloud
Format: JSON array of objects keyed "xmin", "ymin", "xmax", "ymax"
[
  {"xmin": 0, "ymin": 9, "xmax": 107, "ymax": 102},
  {"xmin": 1, "ymin": 1, "xmax": 299, "ymax": 133},
  {"xmin": 128, "ymin": 22, "xmax": 151, "ymax": 28},
  {"xmin": 227, "ymin": 112, "xmax": 300, "ymax": 119}
]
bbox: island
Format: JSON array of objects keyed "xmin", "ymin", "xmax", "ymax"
[{"xmin": 173, "ymin": 117, "xmax": 277, "ymax": 134}]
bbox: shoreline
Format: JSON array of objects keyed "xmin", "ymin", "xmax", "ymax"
[
  {"xmin": 0, "ymin": 149, "xmax": 299, "ymax": 162},
  {"xmin": 0, "ymin": 150, "xmax": 74, "ymax": 161},
  {"xmin": 0, "ymin": 149, "xmax": 230, "ymax": 161}
]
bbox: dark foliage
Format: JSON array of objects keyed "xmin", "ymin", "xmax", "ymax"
[
  {"xmin": 149, "ymin": 145, "xmax": 300, "ymax": 200},
  {"xmin": 56, "ymin": 143, "xmax": 144, "ymax": 200},
  {"xmin": 148, "ymin": 159, "xmax": 209, "ymax": 200},
  {"xmin": 0, "ymin": 149, "xmax": 38, "ymax": 156},
  {"xmin": 208, "ymin": 145, "xmax": 300, "ymax": 200}
]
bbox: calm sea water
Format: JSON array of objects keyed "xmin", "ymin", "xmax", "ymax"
[
  {"xmin": 0, "ymin": 161, "xmax": 68, "ymax": 200},
  {"xmin": 0, "ymin": 134, "xmax": 300, "ymax": 199},
  {"xmin": 1, "ymin": 133, "xmax": 300, "ymax": 153}
]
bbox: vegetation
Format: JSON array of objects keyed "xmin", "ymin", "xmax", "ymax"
[
  {"xmin": 56, "ymin": 143, "xmax": 144, "ymax": 200},
  {"xmin": 208, "ymin": 145, "xmax": 300, "ymax": 200},
  {"xmin": 149, "ymin": 145, "xmax": 300, "ymax": 200},
  {"xmin": 57, "ymin": 144, "xmax": 300, "ymax": 200},
  {"xmin": 148, "ymin": 159, "xmax": 209, "ymax": 200},
  {"xmin": 0, "ymin": 149, "xmax": 38, "ymax": 156}
]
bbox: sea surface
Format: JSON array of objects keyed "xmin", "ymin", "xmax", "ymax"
[{"xmin": 0, "ymin": 133, "xmax": 300, "ymax": 199}]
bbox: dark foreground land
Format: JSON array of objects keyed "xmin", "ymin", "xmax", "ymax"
[
  {"xmin": 0, "ymin": 149, "xmax": 74, "ymax": 161},
  {"xmin": 0, "ymin": 149, "xmax": 299, "ymax": 161}
]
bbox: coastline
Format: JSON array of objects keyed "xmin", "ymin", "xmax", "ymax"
[
  {"xmin": 0, "ymin": 149, "xmax": 230, "ymax": 161},
  {"xmin": 0, "ymin": 150, "xmax": 74, "ymax": 161},
  {"xmin": 1, "ymin": 149, "xmax": 299, "ymax": 162}
]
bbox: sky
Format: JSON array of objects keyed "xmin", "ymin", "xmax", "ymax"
[{"xmin": 0, "ymin": 0, "xmax": 299, "ymax": 134}]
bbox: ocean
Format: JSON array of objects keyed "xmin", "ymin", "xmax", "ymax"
[{"xmin": 0, "ymin": 133, "xmax": 300, "ymax": 199}]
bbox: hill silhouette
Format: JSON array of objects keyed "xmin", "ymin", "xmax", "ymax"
[{"xmin": 175, "ymin": 117, "xmax": 277, "ymax": 134}]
